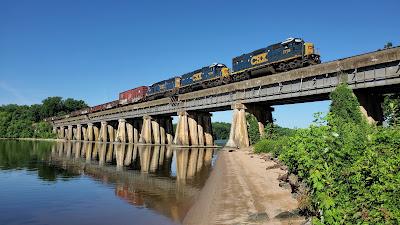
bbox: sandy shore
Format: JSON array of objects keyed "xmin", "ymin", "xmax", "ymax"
[{"xmin": 183, "ymin": 147, "xmax": 305, "ymax": 225}]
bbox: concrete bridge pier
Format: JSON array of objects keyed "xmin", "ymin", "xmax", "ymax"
[
  {"xmin": 76, "ymin": 124, "xmax": 82, "ymax": 141},
  {"xmin": 57, "ymin": 126, "xmax": 65, "ymax": 139},
  {"xmin": 133, "ymin": 120, "xmax": 142, "ymax": 143},
  {"xmin": 126, "ymin": 120, "xmax": 134, "ymax": 143},
  {"xmin": 93, "ymin": 124, "xmax": 100, "ymax": 142},
  {"xmin": 151, "ymin": 118, "xmax": 161, "ymax": 144},
  {"xmin": 67, "ymin": 125, "xmax": 73, "ymax": 140},
  {"xmin": 107, "ymin": 123, "xmax": 115, "ymax": 143},
  {"xmin": 165, "ymin": 117, "xmax": 174, "ymax": 145},
  {"xmin": 174, "ymin": 111, "xmax": 190, "ymax": 145},
  {"xmin": 139, "ymin": 115, "xmax": 153, "ymax": 144},
  {"xmin": 355, "ymin": 90, "xmax": 384, "ymax": 125},
  {"xmin": 115, "ymin": 119, "xmax": 127, "ymax": 143},
  {"xmin": 174, "ymin": 111, "xmax": 213, "ymax": 146},
  {"xmin": 82, "ymin": 126, "xmax": 88, "ymax": 141},
  {"xmin": 202, "ymin": 113, "xmax": 214, "ymax": 146},
  {"xmin": 226, "ymin": 103, "xmax": 249, "ymax": 148},
  {"xmin": 99, "ymin": 121, "xmax": 108, "ymax": 142},
  {"xmin": 158, "ymin": 118, "xmax": 166, "ymax": 145},
  {"xmin": 87, "ymin": 123, "xmax": 94, "ymax": 141}
]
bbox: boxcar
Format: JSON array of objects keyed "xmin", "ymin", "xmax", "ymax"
[
  {"xmin": 180, "ymin": 63, "xmax": 230, "ymax": 92},
  {"xmin": 70, "ymin": 108, "xmax": 90, "ymax": 117},
  {"xmin": 119, "ymin": 86, "xmax": 148, "ymax": 105},
  {"xmin": 90, "ymin": 100, "xmax": 119, "ymax": 113},
  {"xmin": 232, "ymin": 38, "xmax": 320, "ymax": 76}
]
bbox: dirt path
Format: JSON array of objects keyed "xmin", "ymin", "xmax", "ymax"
[{"xmin": 183, "ymin": 148, "xmax": 305, "ymax": 225}]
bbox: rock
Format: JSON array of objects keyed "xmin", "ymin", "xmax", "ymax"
[
  {"xmin": 279, "ymin": 165, "xmax": 288, "ymax": 171},
  {"xmin": 247, "ymin": 212, "xmax": 269, "ymax": 222},
  {"xmin": 279, "ymin": 181, "xmax": 291, "ymax": 190},
  {"xmin": 278, "ymin": 172, "xmax": 288, "ymax": 181},
  {"xmin": 265, "ymin": 164, "xmax": 280, "ymax": 170},
  {"xmin": 274, "ymin": 209, "xmax": 301, "ymax": 219},
  {"xmin": 288, "ymin": 174, "xmax": 299, "ymax": 189}
]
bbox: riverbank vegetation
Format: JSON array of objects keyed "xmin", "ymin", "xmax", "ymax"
[
  {"xmin": 254, "ymin": 84, "xmax": 400, "ymax": 224},
  {"xmin": 0, "ymin": 97, "xmax": 87, "ymax": 138}
]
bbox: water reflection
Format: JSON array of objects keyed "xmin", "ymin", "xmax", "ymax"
[
  {"xmin": 0, "ymin": 140, "xmax": 216, "ymax": 224},
  {"xmin": 50, "ymin": 141, "xmax": 215, "ymax": 222}
]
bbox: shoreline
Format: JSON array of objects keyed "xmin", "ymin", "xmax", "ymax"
[
  {"xmin": 0, "ymin": 138, "xmax": 62, "ymax": 142},
  {"xmin": 183, "ymin": 147, "xmax": 305, "ymax": 225}
]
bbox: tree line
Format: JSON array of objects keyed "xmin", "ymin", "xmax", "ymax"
[{"xmin": 0, "ymin": 97, "xmax": 87, "ymax": 138}]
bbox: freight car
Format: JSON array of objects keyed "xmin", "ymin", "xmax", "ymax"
[
  {"xmin": 90, "ymin": 100, "xmax": 119, "ymax": 113},
  {"xmin": 232, "ymin": 37, "xmax": 320, "ymax": 80},
  {"xmin": 119, "ymin": 86, "xmax": 148, "ymax": 105}
]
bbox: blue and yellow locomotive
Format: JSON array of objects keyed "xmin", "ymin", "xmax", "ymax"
[
  {"xmin": 232, "ymin": 37, "xmax": 320, "ymax": 79},
  {"xmin": 147, "ymin": 77, "xmax": 181, "ymax": 99},
  {"xmin": 180, "ymin": 63, "xmax": 230, "ymax": 93}
]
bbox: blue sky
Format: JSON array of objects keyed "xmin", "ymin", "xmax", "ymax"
[{"xmin": 1, "ymin": 0, "xmax": 399, "ymax": 127}]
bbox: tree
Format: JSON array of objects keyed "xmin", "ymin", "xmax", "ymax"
[
  {"xmin": 0, "ymin": 96, "xmax": 88, "ymax": 138},
  {"xmin": 63, "ymin": 98, "xmax": 88, "ymax": 113},
  {"xmin": 212, "ymin": 122, "xmax": 231, "ymax": 140},
  {"xmin": 246, "ymin": 113, "xmax": 260, "ymax": 144},
  {"xmin": 41, "ymin": 97, "xmax": 64, "ymax": 119},
  {"xmin": 383, "ymin": 94, "xmax": 400, "ymax": 126},
  {"xmin": 328, "ymin": 83, "xmax": 364, "ymax": 125},
  {"xmin": 384, "ymin": 42, "xmax": 393, "ymax": 49}
]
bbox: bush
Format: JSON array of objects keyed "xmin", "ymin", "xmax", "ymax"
[
  {"xmin": 253, "ymin": 84, "xmax": 400, "ymax": 224},
  {"xmin": 254, "ymin": 135, "xmax": 290, "ymax": 157}
]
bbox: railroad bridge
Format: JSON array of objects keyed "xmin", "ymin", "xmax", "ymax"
[{"xmin": 49, "ymin": 47, "xmax": 400, "ymax": 148}]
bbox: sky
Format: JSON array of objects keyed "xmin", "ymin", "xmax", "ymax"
[{"xmin": 0, "ymin": 0, "xmax": 399, "ymax": 128}]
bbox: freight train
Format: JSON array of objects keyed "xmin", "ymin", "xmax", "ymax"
[{"xmin": 48, "ymin": 38, "xmax": 320, "ymax": 121}]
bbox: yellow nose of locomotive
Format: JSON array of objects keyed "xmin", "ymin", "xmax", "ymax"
[{"xmin": 304, "ymin": 42, "xmax": 315, "ymax": 55}]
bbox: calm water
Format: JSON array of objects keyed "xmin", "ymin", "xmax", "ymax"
[{"xmin": 0, "ymin": 140, "xmax": 217, "ymax": 225}]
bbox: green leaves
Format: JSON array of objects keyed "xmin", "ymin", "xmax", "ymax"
[
  {"xmin": 254, "ymin": 84, "xmax": 400, "ymax": 224},
  {"xmin": 0, "ymin": 96, "xmax": 87, "ymax": 138}
]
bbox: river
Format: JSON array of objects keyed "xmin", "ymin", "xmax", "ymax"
[{"xmin": 0, "ymin": 140, "xmax": 217, "ymax": 225}]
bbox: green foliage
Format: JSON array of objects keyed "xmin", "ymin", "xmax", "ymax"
[
  {"xmin": 212, "ymin": 122, "xmax": 230, "ymax": 140},
  {"xmin": 246, "ymin": 113, "xmax": 260, "ymax": 144},
  {"xmin": 0, "ymin": 97, "xmax": 87, "ymax": 138},
  {"xmin": 40, "ymin": 97, "xmax": 88, "ymax": 120},
  {"xmin": 254, "ymin": 84, "xmax": 400, "ymax": 224},
  {"xmin": 384, "ymin": 42, "xmax": 393, "ymax": 49},
  {"xmin": 254, "ymin": 135, "xmax": 290, "ymax": 157},
  {"xmin": 383, "ymin": 94, "xmax": 400, "ymax": 126},
  {"xmin": 328, "ymin": 83, "xmax": 364, "ymax": 126}
]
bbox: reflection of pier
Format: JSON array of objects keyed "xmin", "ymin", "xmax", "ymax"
[{"xmin": 50, "ymin": 141, "xmax": 215, "ymax": 222}]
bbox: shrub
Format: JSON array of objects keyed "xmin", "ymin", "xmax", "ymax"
[{"xmin": 253, "ymin": 84, "xmax": 400, "ymax": 224}]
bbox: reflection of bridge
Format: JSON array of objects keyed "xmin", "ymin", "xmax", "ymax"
[
  {"xmin": 50, "ymin": 47, "xmax": 400, "ymax": 148},
  {"xmin": 50, "ymin": 142, "xmax": 214, "ymax": 222}
]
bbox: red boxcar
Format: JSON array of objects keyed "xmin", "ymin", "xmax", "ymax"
[
  {"xmin": 91, "ymin": 100, "xmax": 119, "ymax": 113},
  {"xmin": 119, "ymin": 86, "xmax": 148, "ymax": 105}
]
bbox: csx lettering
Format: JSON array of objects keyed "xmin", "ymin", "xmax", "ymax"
[
  {"xmin": 192, "ymin": 72, "xmax": 202, "ymax": 81},
  {"xmin": 250, "ymin": 53, "xmax": 268, "ymax": 65}
]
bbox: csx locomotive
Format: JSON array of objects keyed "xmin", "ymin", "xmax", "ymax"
[{"xmin": 50, "ymin": 38, "xmax": 320, "ymax": 120}]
